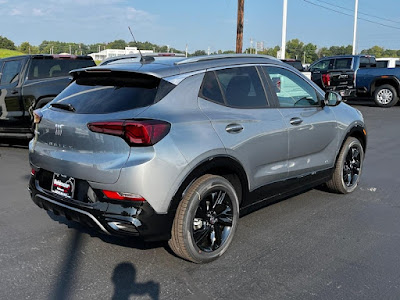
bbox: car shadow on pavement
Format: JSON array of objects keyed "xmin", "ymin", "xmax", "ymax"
[
  {"xmin": 111, "ymin": 262, "xmax": 160, "ymax": 300},
  {"xmin": 46, "ymin": 223, "xmax": 161, "ymax": 300},
  {"xmin": 49, "ymin": 230, "xmax": 84, "ymax": 300},
  {"xmin": 46, "ymin": 211, "xmax": 167, "ymax": 251}
]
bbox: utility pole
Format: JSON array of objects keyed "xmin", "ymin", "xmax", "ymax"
[
  {"xmin": 352, "ymin": 0, "xmax": 359, "ymax": 55},
  {"xmin": 281, "ymin": 0, "xmax": 288, "ymax": 59},
  {"xmin": 185, "ymin": 44, "xmax": 188, "ymax": 57},
  {"xmin": 69, "ymin": 44, "xmax": 72, "ymax": 55},
  {"xmin": 236, "ymin": 0, "xmax": 244, "ymax": 54}
]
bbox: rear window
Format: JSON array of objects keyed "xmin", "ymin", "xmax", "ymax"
[
  {"xmin": 50, "ymin": 73, "xmax": 175, "ymax": 114},
  {"xmin": 359, "ymin": 56, "xmax": 376, "ymax": 68},
  {"xmin": 283, "ymin": 60, "xmax": 304, "ymax": 71},
  {"xmin": 334, "ymin": 58, "xmax": 352, "ymax": 69},
  {"xmin": 376, "ymin": 61, "xmax": 388, "ymax": 68},
  {"xmin": 28, "ymin": 58, "xmax": 96, "ymax": 80}
]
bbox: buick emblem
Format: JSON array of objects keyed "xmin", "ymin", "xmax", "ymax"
[{"xmin": 55, "ymin": 124, "xmax": 64, "ymax": 136}]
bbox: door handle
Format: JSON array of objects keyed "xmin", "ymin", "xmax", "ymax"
[
  {"xmin": 11, "ymin": 89, "xmax": 18, "ymax": 95},
  {"xmin": 290, "ymin": 117, "xmax": 303, "ymax": 126},
  {"xmin": 225, "ymin": 123, "xmax": 243, "ymax": 133}
]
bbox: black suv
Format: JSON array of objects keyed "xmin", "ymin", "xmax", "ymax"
[{"xmin": 0, "ymin": 54, "xmax": 95, "ymax": 139}]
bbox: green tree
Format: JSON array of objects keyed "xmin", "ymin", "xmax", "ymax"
[
  {"xmin": 107, "ymin": 39, "xmax": 127, "ymax": 50},
  {"xmin": 0, "ymin": 36, "xmax": 16, "ymax": 50},
  {"xmin": 192, "ymin": 50, "xmax": 207, "ymax": 56},
  {"xmin": 303, "ymin": 43, "xmax": 318, "ymax": 64},
  {"xmin": 286, "ymin": 39, "xmax": 304, "ymax": 60},
  {"xmin": 360, "ymin": 45, "xmax": 384, "ymax": 57}
]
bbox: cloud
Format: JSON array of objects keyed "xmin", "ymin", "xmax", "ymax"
[
  {"xmin": 32, "ymin": 8, "xmax": 45, "ymax": 16},
  {"xmin": 126, "ymin": 7, "xmax": 155, "ymax": 23},
  {"xmin": 10, "ymin": 8, "xmax": 22, "ymax": 15}
]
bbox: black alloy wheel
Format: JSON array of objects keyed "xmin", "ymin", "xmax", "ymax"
[
  {"xmin": 192, "ymin": 190, "xmax": 234, "ymax": 252},
  {"xmin": 169, "ymin": 174, "xmax": 239, "ymax": 263},
  {"xmin": 343, "ymin": 144, "xmax": 361, "ymax": 188},
  {"xmin": 326, "ymin": 137, "xmax": 364, "ymax": 194}
]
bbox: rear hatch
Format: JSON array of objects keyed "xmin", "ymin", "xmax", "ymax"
[
  {"xmin": 326, "ymin": 69, "xmax": 355, "ymax": 89},
  {"xmin": 30, "ymin": 70, "xmax": 171, "ymax": 184},
  {"xmin": 324, "ymin": 57, "xmax": 355, "ymax": 91}
]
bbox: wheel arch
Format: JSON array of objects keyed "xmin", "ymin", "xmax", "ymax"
[
  {"xmin": 338, "ymin": 124, "xmax": 367, "ymax": 158},
  {"xmin": 370, "ymin": 77, "xmax": 400, "ymax": 96},
  {"xmin": 168, "ymin": 156, "xmax": 249, "ymax": 213}
]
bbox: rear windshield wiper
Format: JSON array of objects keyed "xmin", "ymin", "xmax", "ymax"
[{"xmin": 51, "ymin": 103, "xmax": 76, "ymax": 112}]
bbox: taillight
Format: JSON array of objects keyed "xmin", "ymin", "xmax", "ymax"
[
  {"xmin": 87, "ymin": 120, "xmax": 170, "ymax": 146},
  {"xmin": 33, "ymin": 109, "xmax": 43, "ymax": 124},
  {"xmin": 322, "ymin": 73, "xmax": 331, "ymax": 86},
  {"xmin": 103, "ymin": 190, "xmax": 145, "ymax": 202},
  {"xmin": 30, "ymin": 168, "xmax": 36, "ymax": 176}
]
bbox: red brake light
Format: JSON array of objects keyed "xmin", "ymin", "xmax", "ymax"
[
  {"xmin": 31, "ymin": 168, "xmax": 36, "ymax": 176},
  {"xmin": 322, "ymin": 73, "xmax": 331, "ymax": 86},
  {"xmin": 103, "ymin": 190, "xmax": 145, "ymax": 202},
  {"xmin": 87, "ymin": 120, "xmax": 170, "ymax": 146}
]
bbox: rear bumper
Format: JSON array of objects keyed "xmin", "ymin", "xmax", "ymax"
[
  {"xmin": 326, "ymin": 86, "xmax": 356, "ymax": 99},
  {"xmin": 28, "ymin": 175, "xmax": 175, "ymax": 241}
]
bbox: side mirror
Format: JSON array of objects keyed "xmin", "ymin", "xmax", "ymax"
[{"xmin": 324, "ymin": 91, "xmax": 342, "ymax": 106}]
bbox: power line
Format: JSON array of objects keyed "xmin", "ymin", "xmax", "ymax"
[
  {"xmin": 303, "ymin": 0, "xmax": 400, "ymax": 31},
  {"xmin": 315, "ymin": 0, "xmax": 400, "ymax": 25}
]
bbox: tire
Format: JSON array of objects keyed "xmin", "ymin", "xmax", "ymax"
[
  {"xmin": 373, "ymin": 84, "xmax": 398, "ymax": 107},
  {"xmin": 326, "ymin": 137, "xmax": 364, "ymax": 194},
  {"xmin": 168, "ymin": 174, "xmax": 239, "ymax": 263}
]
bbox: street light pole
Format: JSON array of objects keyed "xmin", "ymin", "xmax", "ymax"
[
  {"xmin": 352, "ymin": 0, "xmax": 359, "ymax": 55},
  {"xmin": 281, "ymin": 0, "xmax": 288, "ymax": 59}
]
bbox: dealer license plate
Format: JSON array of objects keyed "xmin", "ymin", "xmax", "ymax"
[{"xmin": 51, "ymin": 173, "xmax": 75, "ymax": 198}]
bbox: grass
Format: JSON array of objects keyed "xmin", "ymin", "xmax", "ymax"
[{"xmin": 0, "ymin": 49, "xmax": 25, "ymax": 58}]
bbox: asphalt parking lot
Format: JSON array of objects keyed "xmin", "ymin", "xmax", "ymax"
[{"xmin": 1, "ymin": 101, "xmax": 400, "ymax": 300}]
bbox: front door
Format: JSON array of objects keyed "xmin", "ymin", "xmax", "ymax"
[{"xmin": 263, "ymin": 65, "xmax": 339, "ymax": 178}]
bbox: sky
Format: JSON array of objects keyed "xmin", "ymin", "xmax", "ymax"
[{"xmin": 0, "ymin": 0, "xmax": 399, "ymax": 53}]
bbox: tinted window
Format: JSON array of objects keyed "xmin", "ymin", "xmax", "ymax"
[
  {"xmin": 334, "ymin": 58, "xmax": 352, "ymax": 69},
  {"xmin": 359, "ymin": 56, "xmax": 376, "ymax": 68},
  {"xmin": 0, "ymin": 60, "xmax": 22, "ymax": 84},
  {"xmin": 199, "ymin": 71, "xmax": 224, "ymax": 104},
  {"xmin": 264, "ymin": 66, "xmax": 319, "ymax": 107},
  {"xmin": 396, "ymin": 61, "xmax": 400, "ymax": 68},
  {"xmin": 50, "ymin": 74, "xmax": 169, "ymax": 114},
  {"xmin": 310, "ymin": 59, "xmax": 332, "ymax": 71},
  {"xmin": 283, "ymin": 60, "xmax": 304, "ymax": 71},
  {"xmin": 376, "ymin": 61, "xmax": 388, "ymax": 68},
  {"xmin": 215, "ymin": 66, "xmax": 268, "ymax": 108},
  {"xmin": 28, "ymin": 58, "xmax": 96, "ymax": 80}
]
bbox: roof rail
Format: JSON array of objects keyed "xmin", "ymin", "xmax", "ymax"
[{"xmin": 175, "ymin": 54, "xmax": 278, "ymax": 65}]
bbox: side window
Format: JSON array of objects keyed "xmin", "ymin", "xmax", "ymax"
[
  {"xmin": 199, "ymin": 71, "xmax": 224, "ymax": 104},
  {"xmin": 215, "ymin": 66, "xmax": 268, "ymax": 108},
  {"xmin": 395, "ymin": 61, "xmax": 400, "ymax": 68},
  {"xmin": 334, "ymin": 58, "xmax": 352, "ymax": 69},
  {"xmin": 264, "ymin": 66, "xmax": 319, "ymax": 108},
  {"xmin": 0, "ymin": 60, "xmax": 22, "ymax": 85},
  {"xmin": 310, "ymin": 59, "xmax": 332, "ymax": 71}
]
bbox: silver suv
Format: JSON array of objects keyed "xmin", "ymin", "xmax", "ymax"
[{"xmin": 29, "ymin": 55, "xmax": 366, "ymax": 263}]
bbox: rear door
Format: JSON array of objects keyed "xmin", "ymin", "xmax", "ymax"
[
  {"xmin": 263, "ymin": 65, "xmax": 339, "ymax": 178},
  {"xmin": 0, "ymin": 57, "xmax": 27, "ymax": 131},
  {"xmin": 198, "ymin": 65, "xmax": 289, "ymax": 191}
]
